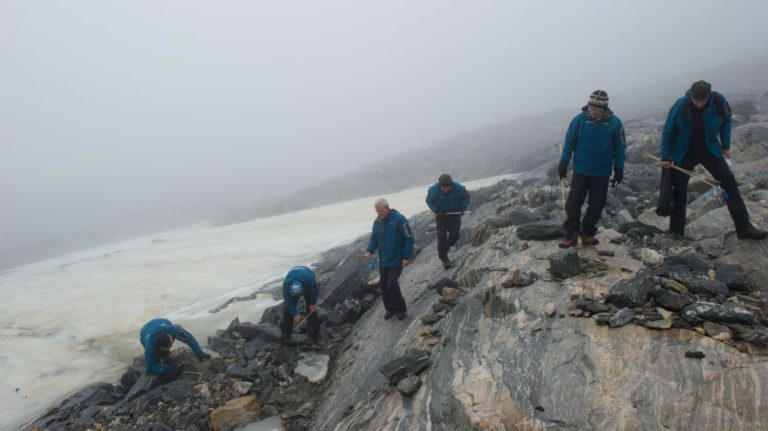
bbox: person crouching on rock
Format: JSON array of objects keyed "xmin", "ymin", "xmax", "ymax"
[
  {"xmin": 280, "ymin": 265, "xmax": 320, "ymax": 343},
  {"xmin": 139, "ymin": 318, "xmax": 211, "ymax": 377},
  {"xmin": 558, "ymin": 90, "xmax": 626, "ymax": 248},
  {"xmin": 426, "ymin": 173, "xmax": 470, "ymax": 269},
  {"xmin": 363, "ymin": 198, "xmax": 414, "ymax": 320}
]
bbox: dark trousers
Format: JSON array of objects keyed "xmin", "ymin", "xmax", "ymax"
[
  {"xmin": 280, "ymin": 304, "xmax": 320, "ymax": 341},
  {"xmin": 436, "ymin": 216, "xmax": 461, "ymax": 261},
  {"xmin": 563, "ymin": 174, "xmax": 609, "ymax": 237},
  {"xmin": 670, "ymin": 149, "xmax": 751, "ymax": 235},
  {"xmin": 379, "ymin": 266, "xmax": 406, "ymax": 314}
]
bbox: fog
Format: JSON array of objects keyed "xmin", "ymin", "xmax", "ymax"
[{"xmin": 2, "ymin": 0, "xmax": 767, "ymax": 269}]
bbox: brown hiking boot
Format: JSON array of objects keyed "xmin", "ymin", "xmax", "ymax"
[{"xmin": 581, "ymin": 236, "xmax": 599, "ymax": 246}]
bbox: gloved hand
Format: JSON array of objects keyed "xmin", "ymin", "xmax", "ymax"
[
  {"xmin": 557, "ymin": 160, "xmax": 568, "ymax": 179},
  {"xmin": 166, "ymin": 366, "xmax": 183, "ymax": 377},
  {"xmin": 200, "ymin": 352, "xmax": 212, "ymax": 361},
  {"xmin": 611, "ymin": 168, "xmax": 623, "ymax": 187}
]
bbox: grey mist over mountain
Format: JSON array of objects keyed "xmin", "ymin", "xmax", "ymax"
[{"xmin": 2, "ymin": 1, "xmax": 768, "ymax": 270}]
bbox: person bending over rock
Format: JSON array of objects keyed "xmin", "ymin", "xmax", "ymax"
[
  {"xmin": 280, "ymin": 265, "xmax": 320, "ymax": 343},
  {"xmin": 139, "ymin": 318, "xmax": 211, "ymax": 376}
]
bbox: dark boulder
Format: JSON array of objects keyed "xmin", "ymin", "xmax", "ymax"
[
  {"xmin": 506, "ymin": 208, "xmax": 538, "ymax": 226},
  {"xmin": 378, "ymin": 350, "xmax": 431, "ymax": 384},
  {"xmin": 714, "ymin": 264, "xmax": 751, "ymax": 292},
  {"xmin": 231, "ymin": 323, "xmax": 283, "ymax": 343},
  {"xmin": 650, "ymin": 286, "xmax": 691, "ymax": 311},
  {"xmin": 430, "ymin": 278, "xmax": 459, "ymax": 295},
  {"xmin": 548, "ymin": 250, "xmax": 581, "ymax": 279},
  {"xmin": 396, "ymin": 374, "xmax": 422, "ymax": 397},
  {"xmin": 605, "ymin": 269, "xmax": 654, "ymax": 308},
  {"xmin": 663, "ymin": 256, "xmax": 713, "ymax": 274},
  {"xmin": 516, "ymin": 219, "xmax": 565, "ymax": 240}
]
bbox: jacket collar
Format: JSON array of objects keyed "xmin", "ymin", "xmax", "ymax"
[{"xmin": 580, "ymin": 105, "xmax": 613, "ymax": 121}]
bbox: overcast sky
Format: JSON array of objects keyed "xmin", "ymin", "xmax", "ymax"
[{"xmin": 2, "ymin": 0, "xmax": 768, "ymax": 267}]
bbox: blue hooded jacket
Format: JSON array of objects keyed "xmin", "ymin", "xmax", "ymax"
[
  {"xmin": 366, "ymin": 208, "xmax": 415, "ymax": 268},
  {"xmin": 661, "ymin": 91, "xmax": 732, "ymax": 164},
  {"xmin": 426, "ymin": 182, "xmax": 470, "ymax": 219},
  {"xmin": 282, "ymin": 265, "xmax": 319, "ymax": 316},
  {"xmin": 560, "ymin": 107, "xmax": 626, "ymax": 177},
  {"xmin": 139, "ymin": 318, "xmax": 205, "ymax": 375}
]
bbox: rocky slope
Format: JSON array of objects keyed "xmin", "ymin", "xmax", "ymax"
[{"xmin": 29, "ymin": 95, "xmax": 768, "ymax": 431}]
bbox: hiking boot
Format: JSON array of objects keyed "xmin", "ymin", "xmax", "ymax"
[
  {"xmin": 383, "ymin": 311, "xmax": 394, "ymax": 320},
  {"xmin": 737, "ymin": 225, "xmax": 768, "ymax": 240},
  {"xmin": 441, "ymin": 258, "xmax": 453, "ymax": 269},
  {"xmin": 665, "ymin": 230, "xmax": 684, "ymax": 240},
  {"xmin": 581, "ymin": 236, "xmax": 599, "ymax": 246},
  {"xmin": 559, "ymin": 236, "xmax": 578, "ymax": 248},
  {"xmin": 397, "ymin": 312, "xmax": 408, "ymax": 320}
]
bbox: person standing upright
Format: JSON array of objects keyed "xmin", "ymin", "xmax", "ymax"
[
  {"xmin": 558, "ymin": 90, "xmax": 626, "ymax": 248},
  {"xmin": 363, "ymin": 198, "xmax": 414, "ymax": 320},
  {"xmin": 426, "ymin": 174, "xmax": 470, "ymax": 269},
  {"xmin": 660, "ymin": 80, "xmax": 767, "ymax": 240}
]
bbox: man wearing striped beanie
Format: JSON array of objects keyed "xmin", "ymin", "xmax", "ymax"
[{"xmin": 557, "ymin": 90, "xmax": 626, "ymax": 248}]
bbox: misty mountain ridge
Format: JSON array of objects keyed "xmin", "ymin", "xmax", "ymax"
[
  {"xmin": 224, "ymin": 54, "xmax": 768, "ymax": 223},
  {"xmin": 4, "ymin": 55, "xmax": 767, "ymax": 271}
]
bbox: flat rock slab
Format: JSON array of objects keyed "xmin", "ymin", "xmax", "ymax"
[
  {"xmin": 294, "ymin": 353, "xmax": 330, "ymax": 383},
  {"xmin": 667, "ymin": 271, "xmax": 729, "ymax": 297},
  {"xmin": 609, "ymin": 307, "xmax": 634, "ymax": 328},
  {"xmin": 681, "ymin": 302, "xmax": 756, "ymax": 325}
]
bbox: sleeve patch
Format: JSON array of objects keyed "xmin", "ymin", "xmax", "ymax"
[{"xmin": 404, "ymin": 223, "xmax": 413, "ymax": 237}]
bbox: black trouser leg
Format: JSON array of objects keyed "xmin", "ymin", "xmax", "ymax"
[
  {"xmin": 379, "ymin": 266, "xmax": 394, "ymax": 312},
  {"xmin": 379, "ymin": 266, "xmax": 406, "ymax": 313},
  {"xmin": 306, "ymin": 312, "xmax": 320, "ymax": 342},
  {"xmin": 436, "ymin": 216, "xmax": 462, "ymax": 260},
  {"xmin": 669, "ymin": 153, "xmax": 697, "ymax": 234},
  {"xmin": 436, "ymin": 216, "xmax": 449, "ymax": 261},
  {"xmin": 280, "ymin": 307, "xmax": 294, "ymax": 338},
  {"xmin": 447, "ymin": 218, "xmax": 461, "ymax": 247},
  {"xmin": 698, "ymin": 151, "xmax": 752, "ymax": 234},
  {"xmin": 563, "ymin": 174, "xmax": 590, "ymax": 237},
  {"xmin": 581, "ymin": 177, "xmax": 610, "ymax": 236}
]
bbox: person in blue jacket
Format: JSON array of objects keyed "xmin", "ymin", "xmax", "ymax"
[
  {"xmin": 139, "ymin": 318, "xmax": 210, "ymax": 376},
  {"xmin": 363, "ymin": 198, "xmax": 414, "ymax": 320},
  {"xmin": 426, "ymin": 174, "xmax": 470, "ymax": 269},
  {"xmin": 280, "ymin": 265, "xmax": 320, "ymax": 342},
  {"xmin": 660, "ymin": 80, "xmax": 767, "ymax": 240},
  {"xmin": 558, "ymin": 90, "xmax": 626, "ymax": 248}
]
